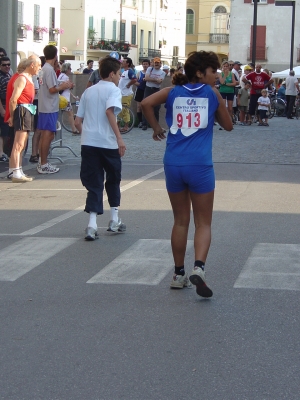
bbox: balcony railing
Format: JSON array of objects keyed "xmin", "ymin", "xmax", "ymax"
[
  {"xmin": 209, "ymin": 34, "xmax": 229, "ymax": 44},
  {"xmin": 139, "ymin": 48, "xmax": 161, "ymax": 59},
  {"xmin": 87, "ymin": 38, "xmax": 130, "ymax": 54},
  {"xmin": 17, "ymin": 23, "xmax": 27, "ymax": 40},
  {"xmin": 33, "ymin": 28, "xmax": 43, "ymax": 42},
  {"xmin": 247, "ymin": 46, "xmax": 268, "ymax": 61}
]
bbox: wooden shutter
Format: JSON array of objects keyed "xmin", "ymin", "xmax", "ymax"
[{"xmin": 250, "ymin": 25, "xmax": 266, "ymax": 60}]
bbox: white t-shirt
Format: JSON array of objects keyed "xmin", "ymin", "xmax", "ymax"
[
  {"xmin": 285, "ymin": 75, "xmax": 299, "ymax": 96},
  {"xmin": 145, "ymin": 67, "xmax": 166, "ymax": 88},
  {"xmin": 77, "ymin": 81, "xmax": 122, "ymax": 149},
  {"xmin": 257, "ymin": 96, "xmax": 270, "ymax": 110},
  {"xmin": 118, "ymin": 69, "xmax": 136, "ymax": 96},
  {"xmin": 57, "ymin": 73, "xmax": 71, "ymax": 101}
]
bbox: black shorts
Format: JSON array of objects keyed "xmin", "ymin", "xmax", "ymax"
[
  {"xmin": 134, "ymin": 88, "xmax": 145, "ymax": 103},
  {"xmin": 13, "ymin": 105, "xmax": 34, "ymax": 132},
  {"xmin": 259, "ymin": 109, "xmax": 268, "ymax": 119},
  {"xmin": 220, "ymin": 92, "xmax": 234, "ymax": 101}
]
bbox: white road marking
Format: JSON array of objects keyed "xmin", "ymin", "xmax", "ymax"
[
  {"xmin": 18, "ymin": 167, "xmax": 164, "ymax": 236},
  {"xmin": 234, "ymin": 243, "xmax": 300, "ymax": 291},
  {"xmin": 0, "ymin": 237, "xmax": 78, "ymax": 281},
  {"xmin": 8, "ymin": 189, "xmax": 86, "ymax": 191},
  {"xmin": 87, "ymin": 239, "xmax": 193, "ymax": 285}
]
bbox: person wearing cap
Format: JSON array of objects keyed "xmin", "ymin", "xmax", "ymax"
[
  {"xmin": 232, "ymin": 61, "xmax": 242, "ymax": 82},
  {"xmin": 141, "ymin": 57, "xmax": 166, "ymax": 130},
  {"xmin": 240, "ymin": 65, "xmax": 252, "ymax": 89},
  {"xmin": 162, "ymin": 64, "xmax": 170, "ymax": 75}
]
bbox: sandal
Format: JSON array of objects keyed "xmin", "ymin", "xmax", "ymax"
[
  {"xmin": 29, "ymin": 155, "xmax": 39, "ymax": 163},
  {"xmin": 72, "ymin": 131, "xmax": 80, "ymax": 135}
]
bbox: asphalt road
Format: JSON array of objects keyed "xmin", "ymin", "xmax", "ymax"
[{"xmin": 0, "ymin": 117, "xmax": 300, "ymax": 400}]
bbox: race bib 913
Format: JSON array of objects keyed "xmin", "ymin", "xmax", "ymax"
[{"xmin": 170, "ymin": 97, "xmax": 208, "ymax": 136}]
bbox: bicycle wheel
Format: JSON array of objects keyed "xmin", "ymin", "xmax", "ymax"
[
  {"xmin": 61, "ymin": 103, "xmax": 77, "ymax": 132},
  {"xmin": 117, "ymin": 106, "xmax": 135, "ymax": 134},
  {"xmin": 273, "ymin": 99, "xmax": 286, "ymax": 117}
]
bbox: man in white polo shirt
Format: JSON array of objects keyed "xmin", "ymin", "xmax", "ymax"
[
  {"xmin": 285, "ymin": 70, "xmax": 299, "ymax": 119},
  {"xmin": 141, "ymin": 57, "xmax": 166, "ymax": 130}
]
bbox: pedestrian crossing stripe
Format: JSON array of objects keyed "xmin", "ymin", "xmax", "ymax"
[
  {"xmin": 234, "ymin": 243, "xmax": 300, "ymax": 291},
  {"xmin": 0, "ymin": 237, "xmax": 78, "ymax": 281},
  {"xmin": 87, "ymin": 239, "xmax": 194, "ymax": 285}
]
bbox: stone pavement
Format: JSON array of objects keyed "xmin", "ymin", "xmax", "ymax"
[{"xmin": 0, "ymin": 115, "xmax": 299, "ymax": 178}]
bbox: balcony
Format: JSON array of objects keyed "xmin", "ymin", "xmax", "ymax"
[
  {"xmin": 139, "ymin": 48, "xmax": 161, "ymax": 59},
  {"xmin": 87, "ymin": 38, "xmax": 130, "ymax": 54},
  {"xmin": 34, "ymin": 28, "xmax": 43, "ymax": 42},
  {"xmin": 17, "ymin": 24, "xmax": 27, "ymax": 40},
  {"xmin": 247, "ymin": 46, "xmax": 268, "ymax": 61},
  {"xmin": 209, "ymin": 34, "xmax": 229, "ymax": 44}
]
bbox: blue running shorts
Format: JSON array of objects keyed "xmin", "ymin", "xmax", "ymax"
[
  {"xmin": 164, "ymin": 164, "xmax": 215, "ymax": 194},
  {"xmin": 37, "ymin": 112, "xmax": 59, "ymax": 132}
]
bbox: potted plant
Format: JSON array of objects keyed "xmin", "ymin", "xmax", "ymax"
[
  {"xmin": 163, "ymin": 39, "xmax": 167, "ymax": 46},
  {"xmin": 21, "ymin": 24, "xmax": 32, "ymax": 31},
  {"xmin": 53, "ymin": 27, "xmax": 64, "ymax": 34},
  {"xmin": 88, "ymin": 28, "xmax": 97, "ymax": 47},
  {"xmin": 159, "ymin": 40, "xmax": 162, "ymax": 49}
]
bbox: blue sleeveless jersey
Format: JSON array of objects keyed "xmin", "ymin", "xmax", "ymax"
[
  {"xmin": 137, "ymin": 71, "xmax": 146, "ymax": 91},
  {"xmin": 164, "ymin": 83, "xmax": 219, "ymax": 166}
]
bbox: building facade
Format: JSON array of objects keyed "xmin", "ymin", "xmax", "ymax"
[
  {"xmin": 229, "ymin": 0, "xmax": 300, "ymax": 71},
  {"xmin": 185, "ymin": 0, "xmax": 231, "ymax": 64},
  {"xmin": 16, "ymin": 0, "xmax": 61, "ymax": 62}
]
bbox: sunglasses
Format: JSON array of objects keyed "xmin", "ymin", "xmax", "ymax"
[
  {"xmin": 1, "ymin": 63, "xmax": 10, "ymax": 67},
  {"xmin": 229, "ymin": 64, "xmax": 233, "ymax": 66}
]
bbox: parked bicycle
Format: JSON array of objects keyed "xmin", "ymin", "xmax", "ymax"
[
  {"xmin": 117, "ymin": 104, "xmax": 135, "ymax": 134},
  {"xmin": 61, "ymin": 101, "xmax": 79, "ymax": 133}
]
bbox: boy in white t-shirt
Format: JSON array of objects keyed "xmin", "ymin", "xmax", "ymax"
[
  {"xmin": 75, "ymin": 57, "xmax": 127, "ymax": 241},
  {"xmin": 257, "ymin": 89, "xmax": 271, "ymax": 126}
]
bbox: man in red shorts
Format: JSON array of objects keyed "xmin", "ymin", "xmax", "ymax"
[{"xmin": 242, "ymin": 64, "xmax": 273, "ymax": 123}]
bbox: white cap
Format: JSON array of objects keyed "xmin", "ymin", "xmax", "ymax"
[{"xmin": 163, "ymin": 65, "xmax": 169, "ymax": 70}]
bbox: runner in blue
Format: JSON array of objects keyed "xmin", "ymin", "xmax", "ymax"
[{"xmin": 141, "ymin": 51, "xmax": 232, "ymax": 298}]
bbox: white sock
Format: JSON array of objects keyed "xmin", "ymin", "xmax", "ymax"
[
  {"xmin": 110, "ymin": 207, "xmax": 119, "ymax": 222},
  {"xmin": 12, "ymin": 167, "xmax": 22, "ymax": 179},
  {"xmin": 88, "ymin": 212, "xmax": 97, "ymax": 230},
  {"xmin": 9, "ymin": 168, "xmax": 13, "ymax": 174},
  {"xmin": 20, "ymin": 167, "xmax": 25, "ymax": 176}
]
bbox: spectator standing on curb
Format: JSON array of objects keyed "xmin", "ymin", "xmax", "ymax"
[
  {"xmin": 118, "ymin": 57, "xmax": 136, "ymax": 133},
  {"xmin": 285, "ymin": 70, "xmax": 299, "ymax": 119},
  {"xmin": 6, "ymin": 56, "xmax": 41, "ymax": 183},
  {"xmin": 74, "ymin": 56, "xmax": 126, "ymax": 241},
  {"xmin": 57, "ymin": 62, "xmax": 79, "ymax": 135},
  {"xmin": 134, "ymin": 59, "xmax": 150, "ymax": 128},
  {"xmin": 257, "ymin": 89, "xmax": 271, "ymax": 126},
  {"xmin": 141, "ymin": 51, "xmax": 232, "ymax": 298},
  {"xmin": 218, "ymin": 60, "xmax": 236, "ymax": 121},
  {"xmin": 37, "ymin": 45, "xmax": 74, "ymax": 174},
  {"xmin": 86, "ymin": 58, "xmax": 102, "ymax": 88},
  {"xmin": 83, "ymin": 60, "xmax": 94, "ymax": 75},
  {"xmin": 0, "ymin": 55, "xmax": 12, "ymax": 162},
  {"xmin": 242, "ymin": 64, "xmax": 273, "ymax": 123},
  {"xmin": 238, "ymin": 82, "xmax": 250, "ymax": 125},
  {"xmin": 141, "ymin": 57, "xmax": 166, "ymax": 131}
]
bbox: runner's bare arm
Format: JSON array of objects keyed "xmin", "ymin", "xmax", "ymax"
[{"xmin": 213, "ymin": 88, "xmax": 233, "ymax": 131}]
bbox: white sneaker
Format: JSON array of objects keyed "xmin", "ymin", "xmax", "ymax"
[
  {"xmin": 107, "ymin": 219, "xmax": 126, "ymax": 232},
  {"xmin": 170, "ymin": 272, "xmax": 192, "ymax": 289},
  {"xmin": 189, "ymin": 267, "xmax": 213, "ymax": 298},
  {"xmin": 37, "ymin": 162, "xmax": 60, "ymax": 174}
]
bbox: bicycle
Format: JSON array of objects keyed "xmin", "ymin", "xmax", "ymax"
[
  {"xmin": 117, "ymin": 104, "xmax": 135, "ymax": 134},
  {"xmin": 269, "ymin": 93, "xmax": 286, "ymax": 118},
  {"xmin": 60, "ymin": 101, "xmax": 79, "ymax": 133}
]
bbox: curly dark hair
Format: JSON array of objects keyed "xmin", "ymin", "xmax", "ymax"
[
  {"xmin": 99, "ymin": 56, "xmax": 121, "ymax": 79},
  {"xmin": 172, "ymin": 51, "xmax": 220, "ymax": 86}
]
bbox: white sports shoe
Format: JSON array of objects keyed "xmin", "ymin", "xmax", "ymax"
[
  {"xmin": 37, "ymin": 162, "xmax": 60, "ymax": 174},
  {"xmin": 107, "ymin": 219, "xmax": 126, "ymax": 232},
  {"xmin": 170, "ymin": 272, "xmax": 192, "ymax": 289},
  {"xmin": 189, "ymin": 267, "xmax": 213, "ymax": 298}
]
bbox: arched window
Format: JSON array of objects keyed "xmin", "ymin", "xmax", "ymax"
[
  {"xmin": 212, "ymin": 5, "xmax": 229, "ymax": 34},
  {"xmin": 186, "ymin": 9, "xmax": 194, "ymax": 34}
]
